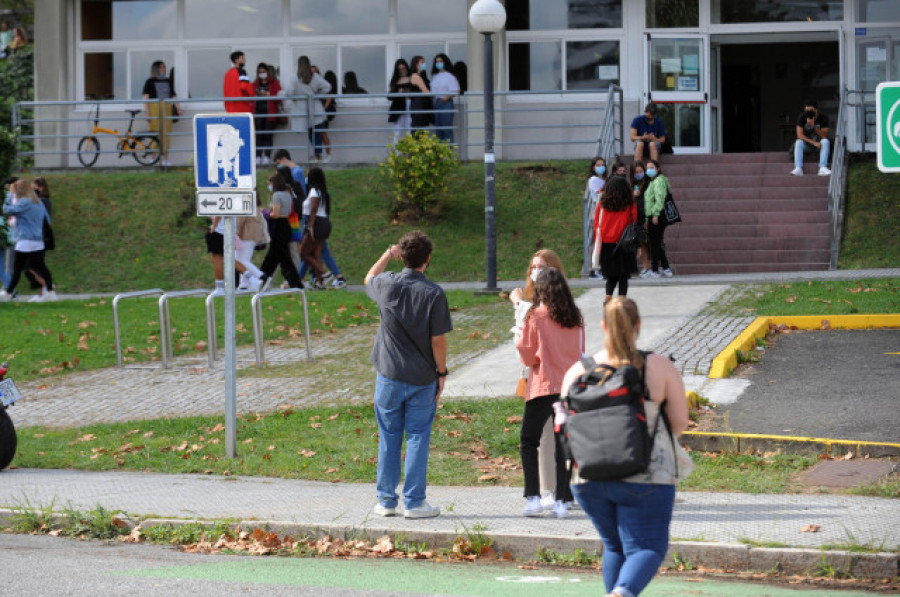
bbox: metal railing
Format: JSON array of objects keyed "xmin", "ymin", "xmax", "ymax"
[
  {"xmin": 251, "ymin": 287, "xmax": 312, "ymax": 366},
  {"xmin": 13, "ymin": 89, "xmax": 618, "ymax": 168},
  {"xmin": 582, "ymin": 84, "xmax": 624, "ymax": 276},
  {"xmin": 112, "ymin": 289, "xmax": 165, "ymax": 368},
  {"xmin": 827, "ymin": 88, "xmax": 852, "ymax": 270},
  {"xmin": 157, "ymin": 289, "xmax": 211, "ymax": 369},
  {"xmin": 205, "ymin": 288, "xmax": 259, "ymax": 369}
]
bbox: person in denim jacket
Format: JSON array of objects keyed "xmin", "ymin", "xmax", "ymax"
[{"xmin": 1, "ymin": 179, "xmax": 56, "ymax": 302}]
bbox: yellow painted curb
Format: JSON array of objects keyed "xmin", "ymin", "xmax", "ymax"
[{"xmin": 708, "ymin": 314, "xmax": 900, "ymax": 379}]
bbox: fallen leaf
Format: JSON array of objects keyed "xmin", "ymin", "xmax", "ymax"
[{"xmin": 801, "ymin": 524, "xmax": 821, "ymax": 533}]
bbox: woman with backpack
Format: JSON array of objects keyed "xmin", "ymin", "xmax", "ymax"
[
  {"xmin": 258, "ymin": 173, "xmax": 304, "ymax": 291},
  {"xmin": 591, "ymin": 176, "xmax": 639, "ymax": 304},
  {"xmin": 516, "ymin": 267, "xmax": 583, "ymax": 519},
  {"xmin": 560, "ymin": 297, "xmax": 691, "ymax": 597}
]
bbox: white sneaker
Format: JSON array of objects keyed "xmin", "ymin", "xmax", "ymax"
[
  {"xmin": 523, "ymin": 496, "xmax": 544, "ymax": 517},
  {"xmin": 29, "ymin": 293, "xmax": 43, "ymax": 302},
  {"xmin": 639, "ymin": 269, "xmax": 652, "ymax": 279},
  {"xmin": 255, "ymin": 156, "xmax": 262, "ymax": 165},
  {"xmin": 404, "ymin": 502, "xmax": 440, "ymax": 519},
  {"xmin": 331, "ymin": 277, "xmax": 347, "ymax": 289},
  {"xmin": 540, "ymin": 492, "xmax": 556, "ymax": 510},
  {"xmin": 647, "ymin": 270, "xmax": 662, "ymax": 278},
  {"xmin": 662, "ymin": 268, "xmax": 673, "ymax": 278},
  {"xmin": 373, "ymin": 503, "xmax": 397, "ymax": 517},
  {"xmin": 237, "ymin": 273, "xmax": 251, "ymax": 290},
  {"xmin": 247, "ymin": 276, "xmax": 262, "ymax": 292},
  {"xmin": 790, "ymin": 167, "xmax": 803, "ymax": 176},
  {"xmin": 320, "ymin": 153, "xmax": 332, "ymax": 163},
  {"xmin": 818, "ymin": 166, "xmax": 832, "ymax": 176},
  {"xmin": 261, "ymin": 155, "xmax": 271, "ymax": 165},
  {"xmin": 552, "ymin": 500, "xmax": 569, "ymax": 519},
  {"xmin": 44, "ymin": 290, "xmax": 59, "ymax": 301},
  {"xmin": 0, "ymin": 289, "xmax": 10, "ymax": 303}
]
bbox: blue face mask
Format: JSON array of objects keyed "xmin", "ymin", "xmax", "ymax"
[
  {"xmin": 267, "ymin": 184, "xmax": 273, "ymax": 192},
  {"xmin": 635, "ymin": 172, "xmax": 645, "ymax": 181},
  {"xmin": 419, "ymin": 62, "xmax": 426, "ymax": 72},
  {"xmin": 646, "ymin": 168, "xmax": 658, "ymax": 178},
  {"xmin": 435, "ymin": 62, "xmax": 444, "ymax": 71},
  {"xmin": 594, "ymin": 165, "xmax": 606, "ymax": 176}
]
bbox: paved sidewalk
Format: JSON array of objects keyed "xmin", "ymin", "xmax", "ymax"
[{"xmin": 1, "ymin": 468, "xmax": 897, "ymax": 577}]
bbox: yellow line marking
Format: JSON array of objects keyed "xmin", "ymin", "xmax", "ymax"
[
  {"xmin": 683, "ymin": 431, "xmax": 900, "ymax": 455},
  {"xmin": 709, "ymin": 314, "xmax": 900, "ymax": 379}
]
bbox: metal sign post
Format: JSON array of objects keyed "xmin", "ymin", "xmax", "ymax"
[
  {"xmin": 193, "ymin": 113, "xmax": 256, "ymax": 458},
  {"xmin": 876, "ymin": 81, "xmax": 900, "ymax": 173}
]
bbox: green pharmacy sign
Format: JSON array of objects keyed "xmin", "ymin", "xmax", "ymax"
[{"xmin": 876, "ymin": 82, "xmax": 900, "ymax": 173}]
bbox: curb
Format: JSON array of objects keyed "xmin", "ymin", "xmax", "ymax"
[
  {"xmin": 1, "ymin": 509, "xmax": 896, "ymax": 580},
  {"xmin": 709, "ymin": 314, "xmax": 900, "ymax": 378}
]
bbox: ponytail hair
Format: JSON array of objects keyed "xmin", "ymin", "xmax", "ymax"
[{"xmin": 603, "ymin": 296, "xmax": 644, "ymax": 369}]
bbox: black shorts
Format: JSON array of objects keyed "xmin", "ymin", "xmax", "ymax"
[{"xmin": 205, "ymin": 231, "xmax": 224, "ymax": 255}]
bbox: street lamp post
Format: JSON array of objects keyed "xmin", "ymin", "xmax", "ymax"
[{"xmin": 468, "ymin": 0, "xmax": 506, "ymax": 292}]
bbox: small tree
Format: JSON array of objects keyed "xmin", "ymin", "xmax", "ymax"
[
  {"xmin": 380, "ymin": 131, "xmax": 459, "ymax": 219},
  {"xmin": 0, "ymin": 45, "xmax": 34, "ymax": 175}
]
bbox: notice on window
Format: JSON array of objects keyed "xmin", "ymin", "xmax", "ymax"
[
  {"xmin": 677, "ymin": 76, "xmax": 698, "ymax": 91},
  {"xmin": 867, "ymin": 46, "xmax": 887, "ymax": 62},
  {"xmin": 661, "ymin": 57, "xmax": 681, "ymax": 73},
  {"xmin": 598, "ymin": 65, "xmax": 619, "ymax": 80},
  {"xmin": 683, "ymin": 54, "xmax": 699, "ymax": 75},
  {"xmin": 666, "ymin": 75, "xmax": 675, "ymax": 89}
]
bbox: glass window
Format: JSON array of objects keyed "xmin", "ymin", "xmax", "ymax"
[
  {"xmin": 399, "ymin": 44, "xmax": 445, "ymax": 69},
  {"xmin": 290, "ymin": 0, "xmax": 388, "ymax": 36},
  {"xmin": 650, "ymin": 38, "xmax": 702, "ymax": 92},
  {"xmin": 81, "ymin": 0, "xmax": 176, "ymax": 41},
  {"xmin": 289, "ymin": 46, "xmax": 337, "ymax": 83},
  {"xmin": 566, "ymin": 40, "xmax": 619, "ymax": 90},
  {"xmin": 657, "ymin": 104, "xmax": 703, "ymax": 147},
  {"xmin": 185, "ymin": 0, "xmax": 283, "ymax": 39},
  {"xmin": 130, "ymin": 50, "xmax": 175, "ymax": 100},
  {"xmin": 340, "ymin": 46, "xmax": 386, "ymax": 94},
  {"xmin": 397, "ymin": 0, "xmax": 465, "ymax": 34},
  {"xmin": 646, "ymin": 0, "xmax": 699, "ymax": 28},
  {"xmin": 242, "ymin": 49, "xmax": 282, "ymax": 79},
  {"xmin": 83, "ymin": 52, "xmax": 126, "ymax": 100},
  {"xmin": 187, "ymin": 48, "xmax": 230, "ymax": 99},
  {"xmin": 711, "ymin": 0, "xmax": 842, "ymax": 24},
  {"xmin": 858, "ymin": 0, "xmax": 900, "ymax": 22},
  {"xmin": 507, "ymin": 0, "xmax": 622, "ymax": 31},
  {"xmin": 509, "ymin": 42, "xmax": 561, "ymax": 91}
]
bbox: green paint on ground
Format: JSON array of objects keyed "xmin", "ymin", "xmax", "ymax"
[{"xmin": 117, "ymin": 557, "xmax": 876, "ymax": 596}]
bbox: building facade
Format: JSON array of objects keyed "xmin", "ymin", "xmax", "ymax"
[{"xmin": 32, "ymin": 0, "xmax": 899, "ymax": 166}]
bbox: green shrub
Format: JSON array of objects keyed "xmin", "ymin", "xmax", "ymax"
[
  {"xmin": 0, "ymin": 45, "xmax": 34, "ymax": 172},
  {"xmin": 380, "ymin": 131, "xmax": 459, "ymax": 218}
]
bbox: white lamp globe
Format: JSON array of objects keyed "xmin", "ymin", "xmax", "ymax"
[{"xmin": 468, "ymin": 0, "xmax": 507, "ymax": 34}]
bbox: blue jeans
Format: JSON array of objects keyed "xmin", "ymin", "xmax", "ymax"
[
  {"xmin": 0, "ymin": 247, "xmax": 10, "ymax": 287},
  {"xmin": 374, "ymin": 373, "xmax": 437, "ymax": 509},
  {"xmin": 433, "ymin": 99, "xmax": 454, "ymax": 143},
  {"xmin": 308, "ymin": 128, "xmax": 324, "ymax": 155},
  {"xmin": 572, "ymin": 481, "xmax": 676, "ymax": 597},
  {"xmin": 298, "ymin": 240, "xmax": 341, "ymax": 279},
  {"xmin": 794, "ymin": 138, "xmax": 830, "ymax": 169}
]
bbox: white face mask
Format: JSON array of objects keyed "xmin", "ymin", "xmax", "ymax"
[
  {"xmin": 267, "ymin": 184, "xmax": 273, "ymax": 192},
  {"xmin": 530, "ymin": 267, "xmax": 543, "ymax": 282},
  {"xmin": 259, "ymin": 72, "xmax": 268, "ymax": 80}
]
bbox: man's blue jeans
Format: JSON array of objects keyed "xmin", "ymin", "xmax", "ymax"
[
  {"xmin": 374, "ymin": 373, "xmax": 437, "ymax": 510},
  {"xmin": 572, "ymin": 480, "xmax": 676, "ymax": 597},
  {"xmin": 794, "ymin": 138, "xmax": 830, "ymax": 169}
]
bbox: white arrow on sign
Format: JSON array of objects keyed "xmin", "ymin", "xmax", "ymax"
[{"xmin": 196, "ymin": 191, "xmax": 256, "ymax": 216}]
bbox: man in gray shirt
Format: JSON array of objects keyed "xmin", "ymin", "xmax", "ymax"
[{"xmin": 364, "ymin": 230, "xmax": 452, "ymax": 519}]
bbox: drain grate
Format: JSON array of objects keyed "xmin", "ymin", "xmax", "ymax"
[{"xmin": 799, "ymin": 460, "xmax": 898, "ymax": 488}]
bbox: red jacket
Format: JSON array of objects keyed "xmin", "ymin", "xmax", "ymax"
[
  {"xmin": 252, "ymin": 78, "xmax": 283, "ymax": 122},
  {"xmin": 597, "ymin": 204, "xmax": 638, "ymax": 244},
  {"xmin": 223, "ymin": 67, "xmax": 254, "ymax": 113}
]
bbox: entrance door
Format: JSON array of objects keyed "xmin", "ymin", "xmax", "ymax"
[{"xmin": 645, "ymin": 34, "xmax": 709, "ymax": 154}]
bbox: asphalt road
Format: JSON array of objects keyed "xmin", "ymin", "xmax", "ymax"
[
  {"xmin": 0, "ymin": 534, "xmax": 880, "ymax": 596},
  {"xmin": 720, "ymin": 329, "xmax": 900, "ymax": 441}
]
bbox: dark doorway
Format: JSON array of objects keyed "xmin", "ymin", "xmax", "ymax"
[{"xmin": 719, "ymin": 41, "xmax": 839, "ymax": 153}]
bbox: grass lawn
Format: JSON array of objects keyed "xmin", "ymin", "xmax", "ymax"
[{"xmin": 839, "ymin": 158, "xmax": 900, "ymax": 269}]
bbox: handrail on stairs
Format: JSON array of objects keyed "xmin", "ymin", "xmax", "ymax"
[{"xmin": 827, "ymin": 87, "xmax": 851, "ymax": 270}]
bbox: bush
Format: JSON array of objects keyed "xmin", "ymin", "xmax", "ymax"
[
  {"xmin": 0, "ymin": 45, "xmax": 34, "ymax": 171},
  {"xmin": 0, "ymin": 126, "xmax": 16, "ymax": 181},
  {"xmin": 380, "ymin": 131, "xmax": 459, "ymax": 218}
]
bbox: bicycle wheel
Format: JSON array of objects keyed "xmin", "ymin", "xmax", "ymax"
[
  {"xmin": 77, "ymin": 136, "xmax": 100, "ymax": 168},
  {"xmin": 133, "ymin": 135, "xmax": 161, "ymax": 166}
]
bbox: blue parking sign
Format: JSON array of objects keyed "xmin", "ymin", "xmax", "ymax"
[{"xmin": 193, "ymin": 113, "xmax": 256, "ymax": 190}]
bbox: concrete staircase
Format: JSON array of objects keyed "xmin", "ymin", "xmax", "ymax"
[{"xmin": 650, "ymin": 152, "xmax": 831, "ymax": 274}]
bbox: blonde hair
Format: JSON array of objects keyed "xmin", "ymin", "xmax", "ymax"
[
  {"xmin": 523, "ymin": 248, "xmax": 565, "ymax": 302},
  {"xmin": 603, "ymin": 296, "xmax": 644, "ymax": 369},
  {"xmin": 13, "ymin": 178, "xmax": 37, "ymax": 204}
]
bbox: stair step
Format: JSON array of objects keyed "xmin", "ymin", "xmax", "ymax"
[
  {"xmin": 619, "ymin": 151, "xmax": 815, "ymax": 165},
  {"xmin": 662, "ymin": 163, "xmax": 832, "ymax": 177},
  {"xmin": 666, "ymin": 211, "xmax": 830, "ymax": 225},
  {"xmin": 671, "ymin": 263, "xmax": 830, "ymax": 275},
  {"xmin": 664, "ymin": 236, "xmax": 830, "ymax": 252},
  {"xmin": 668, "ymin": 174, "xmax": 828, "ymax": 189},
  {"xmin": 677, "ymin": 188, "xmax": 827, "ymax": 202},
  {"xmin": 664, "ymin": 223, "xmax": 830, "ymax": 238},
  {"xmin": 665, "ymin": 248, "xmax": 830, "ymax": 265}
]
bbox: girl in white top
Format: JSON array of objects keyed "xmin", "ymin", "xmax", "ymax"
[
  {"xmin": 587, "ymin": 157, "xmax": 607, "ymax": 278},
  {"xmin": 429, "ymin": 54, "xmax": 460, "ymax": 144},
  {"xmin": 299, "ymin": 167, "xmax": 331, "ymax": 288}
]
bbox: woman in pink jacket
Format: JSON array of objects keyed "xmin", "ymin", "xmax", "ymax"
[{"xmin": 516, "ymin": 267, "xmax": 584, "ymax": 519}]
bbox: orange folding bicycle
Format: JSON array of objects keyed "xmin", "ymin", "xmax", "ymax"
[{"xmin": 77, "ymin": 104, "xmax": 161, "ymax": 167}]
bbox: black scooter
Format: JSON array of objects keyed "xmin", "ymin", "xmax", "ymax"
[{"xmin": 0, "ymin": 362, "xmax": 21, "ymax": 470}]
